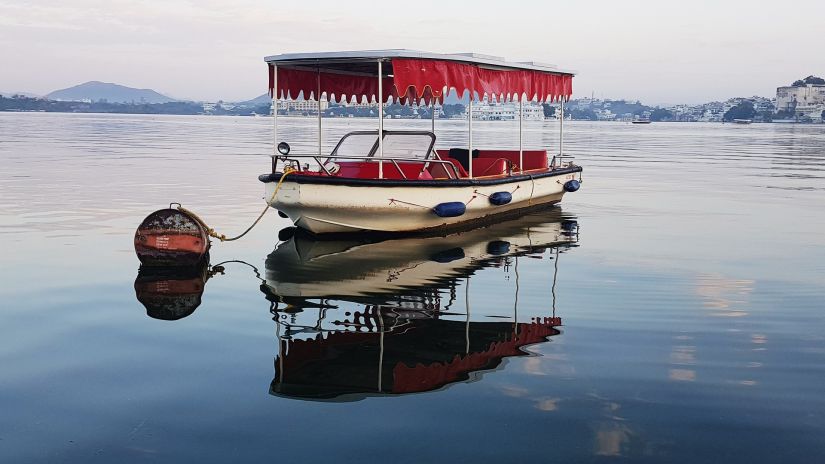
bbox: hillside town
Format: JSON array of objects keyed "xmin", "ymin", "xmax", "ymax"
[{"xmin": 561, "ymin": 75, "xmax": 824, "ymax": 123}]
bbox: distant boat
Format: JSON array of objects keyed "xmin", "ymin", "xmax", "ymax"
[
  {"xmin": 632, "ymin": 118, "xmax": 651, "ymax": 124},
  {"xmin": 733, "ymin": 119, "xmax": 753, "ymax": 124}
]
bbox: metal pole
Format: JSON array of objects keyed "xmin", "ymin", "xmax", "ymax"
[
  {"xmin": 552, "ymin": 247, "xmax": 559, "ymax": 318},
  {"xmin": 377, "ymin": 60, "xmax": 384, "ymax": 179},
  {"xmin": 465, "ymin": 277, "xmax": 470, "ymax": 354},
  {"xmin": 468, "ymin": 93, "xmax": 473, "ymax": 178},
  {"xmin": 431, "ymin": 99, "xmax": 435, "ymax": 133},
  {"xmin": 272, "ymin": 64, "xmax": 278, "ymax": 155},
  {"xmin": 514, "ymin": 255, "xmax": 520, "ymax": 336},
  {"xmin": 317, "ymin": 69, "xmax": 322, "ymax": 156},
  {"xmin": 275, "ymin": 319, "xmax": 284, "ymax": 383},
  {"xmin": 378, "ymin": 307, "xmax": 384, "ymax": 392},
  {"xmin": 559, "ymin": 98, "xmax": 565, "ymax": 166},
  {"xmin": 518, "ymin": 94, "xmax": 523, "ymax": 172}
]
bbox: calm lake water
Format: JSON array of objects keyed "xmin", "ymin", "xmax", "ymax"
[{"xmin": 1, "ymin": 113, "xmax": 824, "ymax": 463}]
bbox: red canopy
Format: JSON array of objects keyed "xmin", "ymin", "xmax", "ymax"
[{"xmin": 268, "ymin": 58, "xmax": 572, "ymax": 103}]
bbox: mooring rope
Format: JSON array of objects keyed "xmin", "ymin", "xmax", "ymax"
[{"xmin": 178, "ymin": 168, "xmax": 296, "ymax": 242}]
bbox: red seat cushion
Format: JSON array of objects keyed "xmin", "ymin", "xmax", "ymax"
[
  {"xmin": 438, "ymin": 149, "xmax": 548, "ymax": 172},
  {"xmin": 429, "ymin": 157, "xmax": 468, "ymax": 178},
  {"xmin": 478, "ymin": 150, "xmax": 547, "ymax": 171},
  {"xmin": 472, "ymin": 158, "xmax": 508, "ymax": 177},
  {"xmin": 335, "ymin": 161, "xmax": 432, "ymax": 179}
]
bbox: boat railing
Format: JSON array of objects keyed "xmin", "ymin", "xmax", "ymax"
[{"xmin": 272, "ymin": 154, "xmax": 463, "ymax": 180}]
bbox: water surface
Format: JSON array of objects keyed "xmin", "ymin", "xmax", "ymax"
[{"xmin": 1, "ymin": 113, "xmax": 824, "ymax": 463}]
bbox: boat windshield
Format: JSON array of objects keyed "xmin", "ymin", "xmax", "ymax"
[{"xmin": 330, "ymin": 131, "xmax": 435, "ymax": 160}]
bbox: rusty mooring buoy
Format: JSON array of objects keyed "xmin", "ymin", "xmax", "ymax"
[{"xmin": 134, "ymin": 206, "xmax": 210, "ymax": 267}]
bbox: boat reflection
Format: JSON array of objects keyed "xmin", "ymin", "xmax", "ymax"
[
  {"xmin": 262, "ymin": 208, "xmax": 579, "ymax": 401},
  {"xmin": 133, "ymin": 208, "xmax": 580, "ymax": 401}
]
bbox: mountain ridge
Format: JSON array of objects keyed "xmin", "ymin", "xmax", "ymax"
[{"xmin": 46, "ymin": 81, "xmax": 176, "ymax": 104}]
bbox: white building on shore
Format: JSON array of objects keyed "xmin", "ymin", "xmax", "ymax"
[
  {"xmin": 776, "ymin": 84, "xmax": 825, "ymax": 120},
  {"xmin": 470, "ymin": 99, "xmax": 545, "ymax": 120}
]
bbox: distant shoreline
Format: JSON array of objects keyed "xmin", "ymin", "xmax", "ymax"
[
  {"xmin": 1, "ymin": 94, "xmax": 820, "ymax": 124},
  {"xmin": 0, "ymin": 110, "xmax": 806, "ymax": 124}
]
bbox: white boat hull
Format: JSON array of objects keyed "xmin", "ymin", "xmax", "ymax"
[{"xmin": 264, "ymin": 169, "xmax": 581, "ymax": 234}]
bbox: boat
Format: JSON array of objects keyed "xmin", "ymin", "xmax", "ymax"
[
  {"xmin": 631, "ymin": 117, "xmax": 651, "ymax": 124},
  {"xmin": 733, "ymin": 118, "xmax": 753, "ymax": 124},
  {"xmin": 259, "ymin": 50, "xmax": 583, "ymax": 234}
]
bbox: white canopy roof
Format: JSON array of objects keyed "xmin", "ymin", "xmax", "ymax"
[{"xmin": 264, "ymin": 49, "xmax": 575, "ymax": 75}]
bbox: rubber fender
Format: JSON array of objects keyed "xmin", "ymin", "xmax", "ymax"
[
  {"xmin": 488, "ymin": 191, "xmax": 512, "ymax": 205},
  {"xmin": 433, "ymin": 202, "xmax": 466, "ymax": 218},
  {"xmin": 563, "ymin": 180, "xmax": 581, "ymax": 192}
]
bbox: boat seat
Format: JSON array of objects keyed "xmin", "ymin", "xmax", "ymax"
[
  {"xmin": 436, "ymin": 149, "xmax": 548, "ymax": 173},
  {"xmin": 477, "ymin": 150, "xmax": 548, "ymax": 171},
  {"xmin": 334, "ymin": 161, "xmax": 433, "ymax": 180},
  {"xmin": 471, "ymin": 158, "xmax": 509, "ymax": 177},
  {"xmin": 428, "ymin": 157, "xmax": 468, "ymax": 178}
]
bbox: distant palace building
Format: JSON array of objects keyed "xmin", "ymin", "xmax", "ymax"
[{"xmin": 776, "ymin": 83, "xmax": 825, "ymax": 121}]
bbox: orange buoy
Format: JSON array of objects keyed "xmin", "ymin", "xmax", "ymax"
[{"xmin": 134, "ymin": 207, "xmax": 210, "ymax": 267}]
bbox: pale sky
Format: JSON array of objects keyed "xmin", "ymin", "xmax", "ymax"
[{"xmin": 1, "ymin": 0, "xmax": 823, "ymax": 104}]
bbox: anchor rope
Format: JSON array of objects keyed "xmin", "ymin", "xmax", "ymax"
[
  {"xmin": 177, "ymin": 167, "xmax": 296, "ymax": 243},
  {"xmin": 388, "ymin": 198, "xmax": 430, "ymax": 209}
]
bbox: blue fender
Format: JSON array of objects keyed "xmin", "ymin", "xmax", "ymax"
[
  {"xmin": 488, "ymin": 191, "xmax": 512, "ymax": 205},
  {"xmin": 563, "ymin": 180, "xmax": 581, "ymax": 192},
  {"xmin": 433, "ymin": 202, "xmax": 466, "ymax": 218}
]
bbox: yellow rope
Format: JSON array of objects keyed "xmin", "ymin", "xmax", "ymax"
[{"xmin": 178, "ymin": 167, "xmax": 296, "ymax": 243}]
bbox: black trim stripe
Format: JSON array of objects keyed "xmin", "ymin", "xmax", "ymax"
[{"xmin": 258, "ymin": 166, "xmax": 582, "ymax": 187}]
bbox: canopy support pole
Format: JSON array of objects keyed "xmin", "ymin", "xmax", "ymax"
[
  {"xmin": 272, "ymin": 64, "xmax": 278, "ymax": 157},
  {"xmin": 518, "ymin": 94, "xmax": 523, "ymax": 173},
  {"xmin": 465, "ymin": 277, "xmax": 470, "ymax": 354},
  {"xmin": 559, "ymin": 98, "xmax": 565, "ymax": 166},
  {"xmin": 317, "ymin": 69, "xmax": 322, "ymax": 157},
  {"xmin": 552, "ymin": 246, "xmax": 559, "ymax": 318},
  {"xmin": 377, "ymin": 307, "xmax": 384, "ymax": 392},
  {"xmin": 377, "ymin": 60, "xmax": 384, "ymax": 179},
  {"xmin": 514, "ymin": 255, "xmax": 520, "ymax": 336},
  {"xmin": 468, "ymin": 94, "xmax": 473, "ymax": 178},
  {"xmin": 431, "ymin": 99, "xmax": 435, "ymax": 133}
]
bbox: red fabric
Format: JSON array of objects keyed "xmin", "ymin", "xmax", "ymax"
[
  {"xmin": 477, "ymin": 150, "xmax": 548, "ymax": 171},
  {"xmin": 335, "ymin": 161, "xmax": 432, "ymax": 180},
  {"xmin": 391, "ymin": 321, "xmax": 560, "ymax": 394},
  {"xmin": 391, "ymin": 58, "xmax": 572, "ymax": 102},
  {"xmin": 472, "ymin": 158, "xmax": 509, "ymax": 177},
  {"xmin": 269, "ymin": 65, "xmax": 395, "ymax": 102},
  {"xmin": 428, "ymin": 157, "xmax": 468, "ymax": 178},
  {"xmin": 268, "ymin": 59, "xmax": 573, "ymax": 103}
]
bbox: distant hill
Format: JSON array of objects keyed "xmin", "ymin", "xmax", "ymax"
[
  {"xmin": 46, "ymin": 81, "xmax": 176, "ymax": 104},
  {"xmin": 237, "ymin": 93, "xmax": 272, "ymax": 106}
]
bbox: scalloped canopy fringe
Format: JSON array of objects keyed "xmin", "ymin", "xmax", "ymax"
[{"xmin": 268, "ymin": 58, "xmax": 572, "ymax": 104}]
